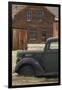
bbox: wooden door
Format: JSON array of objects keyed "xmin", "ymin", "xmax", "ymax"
[
  {"xmin": 12, "ymin": 29, "xmax": 27, "ymax": 50},
  {"xmin": 19, "ymin": 30, "xmax": 27, "ymax": 50}
]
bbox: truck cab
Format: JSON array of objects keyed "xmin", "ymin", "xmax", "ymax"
[{"xmin": 15, "ymin": 37, "xmax": 59, "ymax": 77}]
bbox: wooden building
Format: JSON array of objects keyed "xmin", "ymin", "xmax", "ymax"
[
  {"xmin": 53, "ymin": 20, "xmax": 59, "ymax": 37},
  {"xmin": 12, "ymin": 6, "xmax": 56, "ymax": 50}
]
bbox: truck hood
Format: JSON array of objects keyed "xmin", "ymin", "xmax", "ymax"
[{"xmin": 17, "ymin": 50, "xmax": 44, "ymax": 58}]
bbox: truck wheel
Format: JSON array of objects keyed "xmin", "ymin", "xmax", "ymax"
[{"xmin": 18, "ymin": 65, "xmax": 35, "ymax": 76}]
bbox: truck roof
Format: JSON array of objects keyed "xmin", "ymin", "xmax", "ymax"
[{"xmin": 47, "ymin": 37, "xmax": 58, "ymax": 42}]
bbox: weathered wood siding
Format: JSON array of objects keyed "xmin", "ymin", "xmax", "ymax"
[{"xmin": 12, "ymin": 6, "xmax": 55, "ymax": 50}]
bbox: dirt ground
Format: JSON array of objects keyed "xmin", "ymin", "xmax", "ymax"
[
  {"xmin": 12, "ymin": 51, "xmax": 59, "ymax": 86},
  {"xmin": 12, "ymin": 73, "xmax": 58, "ymax": 86}
]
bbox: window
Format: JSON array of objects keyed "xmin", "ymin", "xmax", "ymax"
[
  {"xmin": 27, "ymin": 10, "xmax": 32, "ymax": 21},
  {"xmin": 37, "ymin": 10, "xmax": 44, "ymax": 21},
  {"xmin": 28, "ymin": 29, "xmax": 37, "ymax": 41},
  {"xmin": 50, "ymin": 42, "xmax": 58, "ymax": 50}
]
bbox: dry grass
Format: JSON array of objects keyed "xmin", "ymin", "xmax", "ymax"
[
  {"xmin": 12, "ymin": 51, "xmax": 17, "ymax": 65},
  {"xmin": 12, "ymin": 51, "xmax": 17, "ymax": 73}
]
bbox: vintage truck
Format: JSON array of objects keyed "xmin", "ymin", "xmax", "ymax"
[{"xmin": 15, "ymin": 37, "xmax": 59, "ymax": 77}]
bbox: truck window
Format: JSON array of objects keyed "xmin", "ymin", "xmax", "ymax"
[{"xmin": 49, "ymin": 41, "xmax": 58, "ymax": 50}]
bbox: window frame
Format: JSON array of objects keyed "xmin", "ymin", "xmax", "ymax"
[
  {"xmin": 37, "ymin": 10, "xmax": 44, "ymax": 21},
  {"xmin": 28, "ymin": 29, "xmax": 37, "ymax": 41},
  {"xmin": 27, "ymin": 10, "xmax": 32, "ymax": 21}
]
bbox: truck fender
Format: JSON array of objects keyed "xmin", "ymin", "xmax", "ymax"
[{"xmin": 15, "ymin": 58, "xmax": 45, "ymax": 76}]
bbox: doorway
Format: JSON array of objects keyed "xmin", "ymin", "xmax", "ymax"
[
  {"xmin": 12, "ymin": 29, "xmax": 27, "ymax": 50},
  {"xmin": 18, "ymin": 30, "xmax": 27, "ymax": 50}
]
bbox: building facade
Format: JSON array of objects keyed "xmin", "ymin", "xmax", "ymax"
[
  {"xmin": 53, "ymin": 20, "xmax": 59, "ymax": 37},
  {"xmin": 12, "ymin": 6, "xmax": 58, "ymax": 50}
]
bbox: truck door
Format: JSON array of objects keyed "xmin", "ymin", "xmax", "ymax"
[{"xmin": 44, "ymin": 41, "xmax": 59, "ymax": 73}]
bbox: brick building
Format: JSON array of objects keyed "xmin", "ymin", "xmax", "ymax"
[{"xmin": 12, "ymin": 5, "xmax": 59, "ymax": 50}]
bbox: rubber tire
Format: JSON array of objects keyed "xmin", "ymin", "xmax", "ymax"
[{"xmin": 18, "ymin": 65, "xmax": 35, "ymax": 76}]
